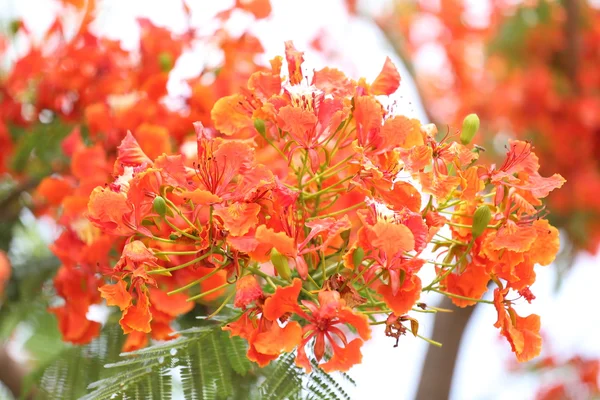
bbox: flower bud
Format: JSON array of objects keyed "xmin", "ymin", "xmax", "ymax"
[
  {"xmin": 158, "ymin": 52, "xmax": 173, "ymax": 72},
  {"xmin": 352, "ymin": 246, "xmax": 365, "ymax": 269},
  {"xmin": 471, "ymin": 205, "xmax": 492, "ymax": 239},
  {"xmin": 270, "ymin": 249, "xmax": 291, "ymax": 281},
  {"xmin": 460, "ymin": 113, "xmax": 480, "ymax": 145},
  {"xmin": 152, "ymin": 196, "xmax": 167, "ymax": 217},
  {"xmin": 254, "ymin": 118, "xmax": 266, "ymax": 135}
]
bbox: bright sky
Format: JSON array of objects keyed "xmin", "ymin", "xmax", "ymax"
[{"xmin": 3, "ymin": 0, "xmax": 600, "ymax": 399}]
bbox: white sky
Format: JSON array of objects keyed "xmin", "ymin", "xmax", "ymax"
[{"xmin": 3, "ymin": 0, "xmax": 600, "ymax": 399}]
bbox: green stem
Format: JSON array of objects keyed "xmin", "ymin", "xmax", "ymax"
[
  {"xmin": 430, "ymin": 288, "xmax": 493, "ymax": 304},
  {"xmin": 412, "ymin": 331, "xmax": 443, "ymax": 347},
  {"xmin": 164, "ymin": 197, "xmax": 197, "ymax": 231},
  {"xmin": 153, "ymin": 250, "xmax": 199, "ymax": 256},
  {"xmin": 148, "ymin": 253, "xmax": 211, "ymax": 275},
  {"xmin": 165, "ymin": 218, "xmax": 201, "ymax": 241},
  {"xmin": 356, "ymin": 269, "xmax": 386, "ymax": 292},
  {"xmin": 423, "ymin": 239, "xmax": 474, "ymax": 291},
  {"xmin": 186, "ymin": 282, "xmax": 231, "ymax": 302},
  {"xmin": 167, "ymin": 265, "xmax": 225, "ymax": 295},
  {"xmin": 303, "ymin": 155, "xmax": 353, "ymax": 186},
  {"xmin": 306, "ymin": 201, "xmax": 365, "ymax": 221},
  {"xmin": 206, "ymin": 290, "xmax": 235, "ymax": 319}
]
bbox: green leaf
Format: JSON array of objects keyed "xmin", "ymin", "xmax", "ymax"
[
  {"xmin": 222, "ymin": 333, "xmax": 252, "ymax": 376},
  {"xmin": 259, "ymin": 353, "xmax": 302, "ymax": 400}
]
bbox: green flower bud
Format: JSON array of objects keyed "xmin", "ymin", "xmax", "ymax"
[
  {"xmin": 152, "ymin": 196, "xmax": 167, "ymax": 217},
  {"xmin": 254, "ymin": 118, "xmax": 266, "ymax": 135},
  {"xmin": 158, "ymin": 52, "xmax": 173, "ymax": 72},
  {"xmin": 460, "ymin": 113, "xmax": 480, "ymax": 145},
  {"xmin": 472, "ymin": 205, "xmax": 492, "ymax": 239},
  {"xmin": 352, "ymin": 247, "xmax": 364, "ymax": 268},
  {"xmin": 270, "ymin": 249, "xmax": 291, "ymax": 281}
]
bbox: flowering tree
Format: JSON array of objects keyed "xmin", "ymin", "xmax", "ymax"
[
  {"xmin": 0, "ymin": 1, "xmax": 566, "ymax": 398},
  {"xmin": 375, "ymin": 0, "xmax": 600, "ymax": 398}
]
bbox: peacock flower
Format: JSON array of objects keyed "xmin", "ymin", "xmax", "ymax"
[{"xmin": 262, "ymin": 279, "xmax": 371, "ymax": 373}]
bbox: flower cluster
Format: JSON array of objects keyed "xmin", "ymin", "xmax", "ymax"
[
  {"xmin": 89, "ymin": 41, "xmax": 563, "ymax": 371},
  {"xmin": 379, "ymin": 0, "xmax": 600, "ymax": 253},
  {"xmin": 0, "ymin": 0, "xmax": 565, "ymax": 373}
]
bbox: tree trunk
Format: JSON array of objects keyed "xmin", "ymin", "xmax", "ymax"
[
  {"xmin": 0, "ymin": 345, "xmax": 29, "ymax": 399},
  {"xmin": 414, "ymin": 297, "xmax": 476, "ymax": 400}
]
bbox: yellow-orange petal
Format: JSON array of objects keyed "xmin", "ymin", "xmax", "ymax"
[
  {"xmin": 211, "ymin": 94, "xmax": 253, "ymax": 136},
  {"xmin": 255, "ymin": 225, "xmax": 297, "ymax": 257},
  {"xmin": 284, "ymin": 41, "xmax": 304, "ymax": 85},
  {"xmin": 370, "ymin": 57, "xmax": 401, "ymax": 96},
  {"xmin": 443, "ymin": 264, "xmax": 490, "ymax": 308},
  {"xmin": 276, "ymin": 105, "xmax": 317, "ymax": 139},
  {"xmin": 37, "ymin": 177, "xmax": 73, "ymax": 206},
  {"xmin": 528, "ymin": 219, "xmax": 559, "ymax": 266},
  {"xmin": 253, "ymin": 320, "xmax": 302, "ymax": 356},
  {"xmin": 377, "ymin": 274, "xmax": 421, "ymax": 315},
  {"xmin": 134, "ymin": 123, "xmax": 172, "ymax": 160},
  {"xmin": 87, "ymin": 187, "xmax": 132, "ymax": 236},
  {"xmin": 503, "ymin": 312, "xmax": 542, "ymax": 363},
  {"xmin": 246, "ymin": 342, "xmax": 279, "ymax": 367},
  {"xmin": 491, "ymin": 223, "xmax": 537, "ymax": 253},
  {"xmin": 338, "ymin": 308, "xmax": 371, "ymax": 341},
  {"xmin": 320, "ymin": 339, "xmax": 364, "ymax": 373},
  {"xmin": 213, "ymin": 202, "xmax": 261, "ymax": 237},
  {"xmin": 149, "ymin": 288, "xmax": 194, "ymax": 317},
  {"xmin": 122, "ymin": 331, "xmax": 148, "ymax": 353},
  {"xmin": 262, "ymin": 278, "xmax": 302, "ymax": 320},
  {"xmin": 99, "ymin": 280, "xmax": 132, "ymax": 311},
  {"xmin": 120, "ymin": 291, "xmax": 152, "ymax": 334},
  {"xmin": 371, "ymin": 221, "xmax": 415, "ymax": 256},
  {"xmin": 180, "ymin": 188, "xmax": 222, "ymax": 205},
  {"xmin": 223, "ymin": 313, "xmax": 254, "ymax": 341}
]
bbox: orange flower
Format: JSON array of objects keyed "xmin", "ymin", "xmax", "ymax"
[
  {"xmin": 120, "ymin": 287, "xmax": 152, "ymax": 334},
  {"xmin": 233, "ymin": 275, "xmax": 264, "ymax": 308},
  {"xmin": 494, "ymin": 287, "xmax": 542, "ymax": 362},
  {"xmin": 441, "ymin": 263, "xmax": 490, "ymax": 307},
  {"xmin": 87, "ymin": 187, "xmax": 134, "ymax": 236},
  {"xmin": 37, "ymin": 177, "xmax": 74, "ymax": 206},
  {"xmin": 263, "ymin": 280, "xmax": 371, "ymax": 373},
  {"xmin": 224, "ymin": 279, "xmax": 303, "ymax": 367},
  {"xmin": 49, "ymin": 266, "xmax": 102, "ymax": 344},
  {"xmin": 377, "ymin": 274, "xmax": 422, "ymax": 315}
]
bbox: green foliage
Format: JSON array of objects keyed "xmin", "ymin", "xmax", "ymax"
[
  {"xmin": 25, "ymin": 325, "xmax": 126, "ymax": 400},
  {"xmin": 488, "ymin": 0, "xmax": 552, "ymax": 64},
  {"xmin": 305, "ymin": 360, "xmax": 352, "ymax": 400},
  {"xmin": 258, "ymin": 353, "xmax": 302, "ymax": 400},
  {"xmin": 26, "ymin": 322, "xmax": 355, "ymax": 400},
  {"xmin": 8, "ymin": 118, "xmax": 71, "ymax": 176}
]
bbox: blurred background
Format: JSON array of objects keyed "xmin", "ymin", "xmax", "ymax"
[{"xmin": 0, "ymin": 0, "xmax": 599, "ymax": 399}]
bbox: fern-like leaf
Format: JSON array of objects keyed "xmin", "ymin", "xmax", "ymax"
[
  {"xmin": 222, "ymin": 333, "xmax": 252, "ymax": 376},
  {"xmin": 259, "ymin": 353, "xmax": 302, "ymax": 400},
  {"xmin": 209, "ymin": 331, "xmax": 233, "ymax": 398}
]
